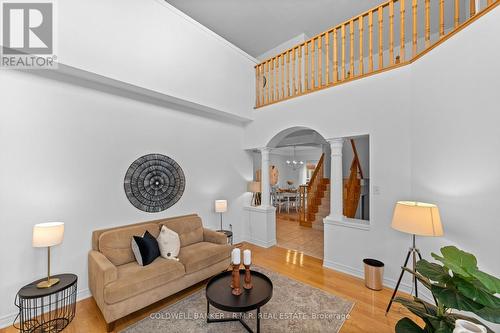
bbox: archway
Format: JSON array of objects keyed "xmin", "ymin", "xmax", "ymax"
[{"xmin": 261, "ymin": 126, "xmax": 330, "ymax": 260}]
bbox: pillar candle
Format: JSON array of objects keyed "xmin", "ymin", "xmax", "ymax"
[
  {"xmin": 232, "ymin": 248, "xmax": 241, "ymax": 265},
  {"xmin": 243, "ymin": 249, "xmax": 251, "ymax": 265}
]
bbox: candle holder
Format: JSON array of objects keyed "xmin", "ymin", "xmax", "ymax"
[
  {"xmin": 243, "ymin": 264, "xmax": 253, "ymax": 290},
  {"xmin": 231, "ymin": 264, "xmax": 242, "ymax": 296}
]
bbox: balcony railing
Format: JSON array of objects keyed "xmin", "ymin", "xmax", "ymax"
[{"xmin": 255, "ymin": 0, "xmax": 498, "ymax": 108}]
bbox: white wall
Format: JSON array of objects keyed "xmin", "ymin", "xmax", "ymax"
[
  {"xmin": 409, "ymin": 6, "xmax": 500, "ymax": 277},
  {"xmin": 0, "ymin": 70, "xmax": 252, "ymax": 326},
  {"xmin": 57, "ymin": 0, "xmax": 257, "ymax": 119}
]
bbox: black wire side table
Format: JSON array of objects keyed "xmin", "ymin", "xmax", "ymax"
[{"xmin": 15, "ymin": 274, "xmax": 77, "ymax": 333}]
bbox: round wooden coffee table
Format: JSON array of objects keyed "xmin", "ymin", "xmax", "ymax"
[{"xmin": 206, "ymin": 270, "xmax": 273, "ymax": 333}]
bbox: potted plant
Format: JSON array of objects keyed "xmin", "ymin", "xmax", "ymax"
[{"xmin": 394, "ymin": 246, "xmax": 500, "ymax": 333}]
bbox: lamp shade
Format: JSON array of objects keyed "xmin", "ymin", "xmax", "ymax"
[
  {"xmin": 247, "ymin": 181, "xmax": 261, "ymax": 193},
  {"xmin": 215, "ymin": 200, "xmax": 227, "ymax": 213},
  {"xmin": 391, "ymin": 201, "xmax": 443, "ymax": 237},
  {"xmin": 32, "ymin": 222, "xmax": 65, "ymax": 247}
]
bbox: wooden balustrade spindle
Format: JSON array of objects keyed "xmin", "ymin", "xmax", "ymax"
[
  {"xmin": 270, "ymin": 59, "xmax": 274, "ymax": 102},
  {"xmin": 286, "ymin": 51, "xmax": 290, "ymax": 97},
  {"xmin": 455, "ymin": 0, "xmax": 460, "ymax": 28},
  {"xmin": 326, "ymin": 31, "xmax": 330, "ymax": 85},
  {"xmin": 425, "ymin": 0, "xmax": 431, "ymax": 47},
  {"xmin": 274, "ymin": 55, "xmax": 280, "ymax": 101},
  {"xmin": 413, "ymin": 0, "xmax": 418, "ymax": 56},
  {"xmin": 350, "ymin": 20, "xmax": 354, "ymax": 77},
  {"xmin": 333, "ymin": 28, "xmax": 339, "ymax": 82},
  {"xmin": 275, "ymin": 55, "xmax": 279, "ymax": 101},
  {"xmin": 470, "ymin": 0, "xmax": 476, "ymax": 17},
  {"xmin": 292, "ymin": 48, "xmax": 296, "ymax": 96},
  {"xmin": 359, "ymin": 17, "xmax": 364, "ymax": 75},
  {"xmin": 341, "ymin": 24, "xmax": 346, "ymax": 80},
  {"xmin": 440, "ymin": 0, "xmax": 445, "ymax": 37},
  {"xmin": 400, "ymin": 0, "xmax": 406, "ymax": 62},
  {"xmin": 389, "ymin": 1, "xmax": 394, "ymax": 65},
  {"xmin": 318, "ymin": 35, "xmax": 323, "ymax": 87},
  {"xmin": 260, "ymin": 64, "xmax": 266, "ymax": 105},
  {"xmin": 311, "ymin": 39, "xmax": 316, "ymax": 89},
  {"xmin": 378, "ymin": 7, "xmax": 384, "ymax": 69},
  {"xmin": 369, "ymin": 11, "xmax": 374, "ymax": 72},
  {"xmin": 255, "ymin": 66, "xmax": 259, "ymax": 107},
  {"xmin": 265, "ymin": 61, "xmax": 269, "ymax": 104},
  {"xmin": 298, "ymin": 45, "xmax": 303, "ymax": 93},
  {"xmin": 281, "ymin": 54, "xmax": 285, "ymax": 98},
  {"xmin": 305, "ymin": 43, "xmax": 309, "ymax": 91}
]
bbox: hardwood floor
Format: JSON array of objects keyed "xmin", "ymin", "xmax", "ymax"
[
  {"xmin": 1, "ymin": 242, "xmax": 418, "ymax": 333},
  {"xmin": 276, "ymin": 212, "xmax": 324, "ymax": 259}
]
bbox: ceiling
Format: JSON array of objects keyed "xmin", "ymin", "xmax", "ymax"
[{"xmin": 165, "ymin": 0, "xmax": 385, "ymax": 57}]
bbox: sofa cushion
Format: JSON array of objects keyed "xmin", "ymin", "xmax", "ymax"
[
  {"xmin": 104, "ymin": 257, "xmax": 185, "ymax": 304},
  {"xmin": 159, "ymin": 215, "xmax": 204, "ymax": 247},
  {"xmin": 99, "ymin": 223, "xmax": 160, "ymax": 266},
  {"xmin": 178, "ymin": 242, "xmax": 232, "ymax": 274}
]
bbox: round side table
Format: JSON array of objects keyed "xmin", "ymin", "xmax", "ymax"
[
  {"xmin": 206, "ymin": 270, "xmax": 273, "ymax": 333},
  {"xmin": 216, "ymin": 230, "xmax": 233, "ymax": 245},
  {"xmin": 15, "ymin": 274, "xmax": 77, "ymax": 333}
]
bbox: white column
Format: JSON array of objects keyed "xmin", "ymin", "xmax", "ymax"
[
  {"xmin": 260, "ymin": 147, "xmax": 271, "ymax": 207},
  {"xmin": 327, "ymin": 138, "xmax": 344, "ymax": 220}
]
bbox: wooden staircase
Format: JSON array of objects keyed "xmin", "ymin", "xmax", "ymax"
[
  {"xmin": 343, "ymin": 139, "xmax": 364, "ymax": 218},
  {"xmin": 299, "ymin": 154, "xmax": 330, "ymax": 228},
  {"xmin": 299, "ymin": 140, "xmax": 365, "ymax": 228}
]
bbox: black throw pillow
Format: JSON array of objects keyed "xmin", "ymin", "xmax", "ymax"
[{"xmin": 132, "ymin": 231, "xmax": 160, "ymax": 266}]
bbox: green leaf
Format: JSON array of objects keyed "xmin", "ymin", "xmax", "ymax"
[
  {"xmin": 475, "ymin": 306, "xmax": 500, "ymax": 324},
  {"xmin": 431, "ymin": 246, "xmax": 477, "ymax": 278},
  {"xmin": 395, "ymin": 297, "xmax": 437, "ymax": 317},
  {"xmin": 395, "ymin": 318, "xmax": 426, "ymax": 333},
  {"xmin": 432, "ymin": 320, "xmax": 454, "ymax": 333},
  {"xmin": 470, "ymin": 270, "xmax": 500, "ymax": 294},
  {"xmin": 416, "ymin": 259, "xmax": 452, "ymax": 285},
  {"xmin": 453, "ymin": 276, "xmax": 500, "ymax": 308},
  {"xmin": 431, "ymin": 284, "xmax": 484, "ymax": 313}
]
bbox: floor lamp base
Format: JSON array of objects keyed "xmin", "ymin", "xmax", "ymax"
[{"xmin": 385, "ymin": 235, "xmax": 422, "ymax": 314}]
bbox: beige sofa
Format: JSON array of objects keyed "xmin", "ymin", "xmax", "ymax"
[{"xmin": 88, "ymin": 214, "xmax": 232, "ymax": 331}]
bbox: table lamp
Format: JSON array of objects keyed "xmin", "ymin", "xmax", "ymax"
[
  {"xmin": 215, "ymin": 200, "xmax": 227, "ymax": 231},
  {"xmin": 247, "ymin": 181, "xmax": 261, "ymax": 206},
  {"xmin": 386, "ymin": 201, "xmax": 443, "ymax": 313},
  {"xmin": 32, "ymin": 222, "xmax": 65, "ymax": 288}
]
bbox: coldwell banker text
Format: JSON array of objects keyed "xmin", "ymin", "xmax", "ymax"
[{"xmin": 1, "ymin": 0, "xmax": 57, "ymax": 69}]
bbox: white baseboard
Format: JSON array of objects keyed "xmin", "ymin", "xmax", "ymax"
[
  {"xmin": 245, "ymin": 237, "xmax": 276, "ymax": 248},
  {"xmin": 0, "ymin": 288, "xmax": 91, "ymax": 329},
  {"xmin": 323, "ymin": 259, "xmax": 434, "ymax": 303}
]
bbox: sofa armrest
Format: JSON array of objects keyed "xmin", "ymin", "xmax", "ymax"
[
  {"xmin": 88, "ymin": 250, "xmax": 118, "ymax": 305},
  {"xmin": 203, "ymin": 228, "xmax": 228, "ymax": 245}
]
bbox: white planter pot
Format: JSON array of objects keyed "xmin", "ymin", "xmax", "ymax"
[{"xmin": 453, "ymin": 319, "xmax": 487, "ymax": 333}]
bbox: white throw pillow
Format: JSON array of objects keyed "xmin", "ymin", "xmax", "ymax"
[{"xmin": 157, "ymin": 225, "xmax": 180, "ymax": 260}]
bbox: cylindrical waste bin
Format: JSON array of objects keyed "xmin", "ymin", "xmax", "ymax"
[{"xmin": 363, "ymin": 258, "xmax": 384, "ymax": 291}]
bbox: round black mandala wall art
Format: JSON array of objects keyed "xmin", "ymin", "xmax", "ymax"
[{"xmin": 124, "ymin": 154, "xmax": 185, "ymax": 213}]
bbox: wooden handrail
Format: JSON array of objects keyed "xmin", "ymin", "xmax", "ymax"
[
  {"xmin": 299, "ymin": 153, "xmax": 327, "ymax": 227},
  {"xmin": 255, "ymin": 0, "xmax": 500, "ymax": 108},
  {"xmin": 307, "ymin": 153, "xmax": 325, "ymax": 191}
]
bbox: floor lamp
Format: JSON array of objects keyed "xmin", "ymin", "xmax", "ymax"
[{"xmin": 386, "ymin": 201, "xmax": 443, "ymax": 314}]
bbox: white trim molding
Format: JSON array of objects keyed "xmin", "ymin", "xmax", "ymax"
[{"xmin": 324, "ymin": 216, "xmax": 371, "ymax": 231}]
